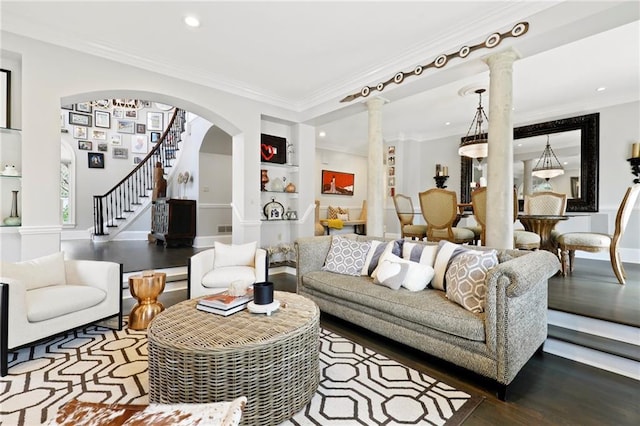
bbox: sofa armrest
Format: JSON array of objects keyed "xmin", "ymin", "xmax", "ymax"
[
  {"xmin": 484, "ymin": 250, "xmax": 560, "ymax": 385},
  {"xmin": 295, "ymin": 236, "xmax": 333, "ymax": 291},
  {"xmin": 188, "ymin": 249, "xmax": 215, "ymax": 298}
]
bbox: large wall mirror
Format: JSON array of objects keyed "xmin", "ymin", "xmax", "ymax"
[{"xmin": 460, "ymin": 113, "xmax": 599, "ymax": 212}]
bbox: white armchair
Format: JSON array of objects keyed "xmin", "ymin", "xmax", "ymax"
[
  {"xmin": 1, "ymin": 252, "xmax": 123, "ymax": 376},
  {"xmin": 188, "ymin": 242, "xmax": 268, "ymax": 299}
]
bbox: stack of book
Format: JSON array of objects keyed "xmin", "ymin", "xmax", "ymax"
[{"xmin": 196, "ymin": 289, "xmax": 254, "ymax": 316}]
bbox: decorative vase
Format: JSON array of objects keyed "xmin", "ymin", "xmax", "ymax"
[
  {"xmin": 285, "ymin": 182, "xmax": 296, "ymax": 193},
  {"xmin": 261, "ymin": 169, "xmax": 269, "ymax": 191},
  {"xmin": 3, "ymin": 190, "xmax": 21, "ymax": 226},
  {"xmin": 270, "ymin": 177, "xmax": 285, "ymax": 192}
]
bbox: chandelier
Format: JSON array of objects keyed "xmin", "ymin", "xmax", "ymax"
[
  {"xmin": 459, "ymin": 89, "xmax": 489, "ymax": 161},
  {"xmin": 89, "ymin": 99, "xmax": 145, "ymax": 110},
  {"xmin": 532, "ymin": 135, "xmax": 564, "ymax": 180}
]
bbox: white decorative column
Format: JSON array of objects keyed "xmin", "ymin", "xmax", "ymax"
[
  {"xmin": 366, "ymin": 97, "xmax": 386, "ymax": 237},
  {"xmin": 484, "ymin": 48, "xmax": 520, "ymax": 249}
]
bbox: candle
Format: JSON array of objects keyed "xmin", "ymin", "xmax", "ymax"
[
  {"xmin": 632, "ymin": 143, "xmax": 640, "ymax": 158},
  {"xmin": 443, "ymin": 166, "xmax": 448, "ymax": 176}
]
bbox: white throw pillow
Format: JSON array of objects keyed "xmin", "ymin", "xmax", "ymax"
[
  {"xmin": 373, "ymin": 253, "xmax": 434, "ymax": 291},
  {"xmin": 214, "ymin": 242, "xmax": 257, "ymax": 268},
  {"xmin": 362, "ymin": 239, "xmax": 403, "ymax": 277},
  {"xmin": 1, "ymin": 251, "xmax": 66, "ymax": 291}
]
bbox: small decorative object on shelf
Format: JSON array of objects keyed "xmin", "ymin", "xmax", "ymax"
[
  {"xmin": 3, "ymin": 190, "xmax": 21, "ymax": 225},
  {"xmin": 631, "ymin": 142, "xmax": 640, "ymax": 159},
  {"xmin": 2, "ymin": 164, "xmax": 19, "ymax": 176},
  {"xmin": 285, "ymin": 181, "xmax": 296, "ymax": 193},
  {"xmin": 270, "ymin": 176, "xmax": 285, "ymax": 192},
  {"xmin": 627, "ymin": 157, "xmax": 640, "ymax": 184},
  {"xmin": 286, "ymin": 141, "xmax": 294, "ymax": 165},
  {"xmin": 261, "ymin": 169, "xmax": 269, "ymax": 191},
  {"xmin": 263, "ymin": 198, "xmax": 284, "ymax": 220},
  {"xmin": 434, "ymin": 175, "xmax": 449, "ymax": 189}
]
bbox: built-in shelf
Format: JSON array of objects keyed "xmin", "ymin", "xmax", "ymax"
[
  {"xmin": 261, "ymin": 190, "xmax": 298, "ymax": 195},
  {"xmin": 0, "ymin": 174, "xmax": 21, "ymax": 179},
  {"xmin": 0, "ymin": 127, "xmax": 22, "ymax": 133},
  {"xmin": 260, "ymin": 162, "xmax": 299, "ymax": 170}
]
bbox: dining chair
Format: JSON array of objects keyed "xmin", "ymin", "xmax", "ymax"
[
  {"xmin": 419, "ymin": 188, "xmax": 475, "ymax": 244},
  {"xmin": 471, "ymin": 187, "xmax": 540, "ymax": 249},
  {"xmin": 557, "ymin": 185, "xmax": 640, "ymax": 284},
  {"xmin": 524, "ymin": 191, "xmax": 567, "ymax": 215},
  {"xmin": 393, "ymin": 194, "xmax": 427, "ymax": 240}
]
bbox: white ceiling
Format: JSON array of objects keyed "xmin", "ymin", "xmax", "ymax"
[{"xmin": 1, "ymin": 1, "xmax": 639, "ymax": 155}]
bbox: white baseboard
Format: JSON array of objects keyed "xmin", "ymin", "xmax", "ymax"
[{"xmin": 544, "ymin": 338, "xmax": 640, "ymax": 381}]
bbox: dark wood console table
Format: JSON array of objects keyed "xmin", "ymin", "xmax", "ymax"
[{"xmin": 151, "ymin": 198, "xmax": 196, "ymax": 247}]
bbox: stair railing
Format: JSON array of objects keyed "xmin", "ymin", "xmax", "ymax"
[{"xmin": 93, "ymin": 108, "xmax": 186, "ymax": 236}]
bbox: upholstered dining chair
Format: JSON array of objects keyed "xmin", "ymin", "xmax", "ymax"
[
  {"xmin": 557, "ymin": 184, "xmax": 640, "ymax": 284},
  {"xmin": 393, "ymin": 193, "xmax": 427, "ymax": 240},
  {"xmin": 471, "ymin": 187, "xmax": 540, "ymax": 249},
  {"xmin": 419, "ymin": 188, "xmax": 475, "ymax": 244},
  {"xmin": 524, "ymin": 191, "xmax": 567, "ymax": 215}
]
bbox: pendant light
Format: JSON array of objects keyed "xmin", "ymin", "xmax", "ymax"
[
  {"xmin": 532, "ymin": 135, "xmax": 565, "ymax": 180},
  {"xmin": 459, "ymin": 88, "xmax": 489, "ymax": 161}
]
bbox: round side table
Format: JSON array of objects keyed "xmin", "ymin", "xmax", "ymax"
[{"xmin": 128, "ymin": 271, "xmax": 166, "ymax": 330}]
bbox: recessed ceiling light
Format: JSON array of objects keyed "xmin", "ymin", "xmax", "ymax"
[
  {"xmin": 445, "ymin": 122, "xmax": 451, "ymax": 126},
  {"xmin": 318, "ymin": 131, "xmax": 326, "ymax": 138},
  {"xmin": 563, "ymin": 161, "xmax": 569, "ymax": 165},
  {"xmin": 596, "ymin": 87, "xmax": 606, "ymax": 92},
  {"xmin": 517, "ymin": 143, "xmax": 523, "ymax": 147},
  {"xmin": 184, "ymin": 16, "xmax": 200, "ymax": 28}
]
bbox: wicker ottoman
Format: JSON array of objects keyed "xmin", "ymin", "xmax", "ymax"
[{"xmin": 148, "ymin": 291, "xmax": 320, "ymax": 426}]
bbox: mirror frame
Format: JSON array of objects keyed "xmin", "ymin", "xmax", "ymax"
[{"xmin": 461, "ymin": 113, "xmax": 599, "ymax": 212}]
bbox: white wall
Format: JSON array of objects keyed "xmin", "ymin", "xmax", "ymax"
[{"xmin": 0, "ymin": 31, "xmax": 310, "ymax": 260}]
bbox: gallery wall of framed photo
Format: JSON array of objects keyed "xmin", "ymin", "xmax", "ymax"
[{"xmin": 60, "ymin": 100, "xmax": 171, "ymax": 169}]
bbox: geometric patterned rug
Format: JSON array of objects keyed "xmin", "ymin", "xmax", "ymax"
[{"xmin": 0, "ymin": 321, "xmax": 482, "ymax": 426}]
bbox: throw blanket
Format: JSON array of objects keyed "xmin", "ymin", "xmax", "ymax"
[{"xmin": 327, "ymin": 219, "xmax": 344, "ymax": 229}]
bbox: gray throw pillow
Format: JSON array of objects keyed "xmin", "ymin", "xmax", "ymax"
[
  {"xmin": 445, "ymin": 250, "xmax": 498, "ymax": 313},
  {"xmin": 322, "ymin": 236, "xmax": 371, "ymax": 276}
]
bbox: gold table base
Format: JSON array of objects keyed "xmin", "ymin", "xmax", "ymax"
[{"xmin": 128, "ymin": 271, "xmax": 166, "ymax": 330}]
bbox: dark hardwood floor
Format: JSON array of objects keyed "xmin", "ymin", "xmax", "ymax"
[{"xmin": 62, "ymin": 240, "xmax": 640, "ymax": 424}]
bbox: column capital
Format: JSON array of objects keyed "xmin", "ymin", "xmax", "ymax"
[
  {"xmin": 483, "ymin": 47, "xmax": 521, "ymax": 68},
  {"xmin": 365, "ymin": 97, "xmax": 388, "ymax": 111}
]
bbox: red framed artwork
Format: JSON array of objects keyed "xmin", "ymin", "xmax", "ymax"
[{"xmin": 321, "ymin": 170, "xmax": 354, "ymax": 196}]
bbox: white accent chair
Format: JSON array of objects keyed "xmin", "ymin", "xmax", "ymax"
[
  {"xmin": 0, "ymin": 252, "xmax": 123, "ymax": 376},
  {"xmin": 188, "ymin": 242, "xmax": 268, "ymax": 299},
  {"xmin": 557, "ymin": 185, "xmax": 640, "ymax": 284}
]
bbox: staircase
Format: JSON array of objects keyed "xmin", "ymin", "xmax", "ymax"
[
  {"xmin": 545, "ymin": 310, "xmax": 640, "ymax": 380},
  {"xmin": 92, "ymin": 108, "xmax": 186, "ymax": 241}
]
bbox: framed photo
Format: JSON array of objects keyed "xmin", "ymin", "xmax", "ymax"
[
  {"xmin": 93, "ymin": 99, "xmax": 111, "ymax": 109},
  {"xmin": 125, "ymin": 109, "xmax": 137, "ymax": 119},
  {"xmin": 136, "ymin": 123, "xmax": 146, "ymax": 134},
  {"xmin": 75, "ymin": 102, "xmax": 92, "ymax": 113},
  {"xmin": 117, "ymin": 119, "xmax": 135, "ymax": 134},
  {"xmin": 131, "ymin": 134, "xmax": 148, "ymax": 154},
  {"xmin": 150, "ymin": 131, "xmax": 161, "ymax": 143},
  {"xmin": 78, "ymin": 140, "xmax": 92, "ymax": 150},
  {"xmin": 111, "ymin": 134, "xmax": 122, "ymax": 145},
  {"xmin": 97, "ymin": 143, "xmax": 108, "ymax": 152},
  {"xmin": 113, "ymin": 109, "xmax": 124, "ymax": 119},
  {"xmin": 61, "ymin": 103, "xmax": 74, "ymax": 111},
  {"xmin": 88, "ymin": 152, "xmax": 104, "ymax": 169},
  {"xmin": 112, "ymin": 147, "xmax": 128, "ymax": 159},
  {"xmin": 69, "ymin": 111, "xmax": 92, "ymax": 127},
  {"xmin": 147, "ymin": 111, "xmax": 163, "ymax": 130},
  {"xmin": 321, "ymin": 170, "xmax": 355, "ymax": 196},
  {"xmin": 92, "ymin": 129, "xmax": 107, "ymax": 140},
  {"xmin": 73, "ymin": 126, "xmax": 88, "ymax": 139},
  {"xmin": 60, "ymin": 112, "xmax": 65, "ymax": 129},
  {"xmin": 133, "ymin": 155, "xmax": 144, "ymax": 165},
  {"xmin": 260, "ymin": 134, "xmax": 287, "ymax": 164},
  {"xmin": 94, "ymin": 110, "xmax": 111, "ymax": 128}
]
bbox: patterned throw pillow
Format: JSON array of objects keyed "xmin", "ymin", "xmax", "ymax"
[
  {"xmin": 322, "ymin": 236, "xmax": 371, "ymax": 276},
  {"xmin": 402, "ymin": 242, "xmax": 438, "ymax": 266},
  {"xmin": 361, "ymin": 239, "xmax": 404, "ymax": 276},
  {"xmin": 445, "ymin": 250, "xmax": 498, "ymax": 313},
  {"xmin": 327, "ymin": 206, "xmax": 340, "ymax": 219},
  {"xmin": 432, "ymin": 241, "xmax": 480, "ymax": 291}
]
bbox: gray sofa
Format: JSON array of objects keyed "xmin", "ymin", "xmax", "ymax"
[{"xmin": 295, "ymin": 235, "xmax": 560, "ymax": 399}]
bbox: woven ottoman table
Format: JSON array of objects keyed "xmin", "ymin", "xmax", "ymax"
[{"xmin": 148, "ymin": 291, "xmax": 320, "ymax": 426}]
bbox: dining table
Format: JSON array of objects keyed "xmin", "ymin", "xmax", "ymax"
[{"xmin": 517, "ymin": 214, "xmax": 570, "ymax": 252}]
